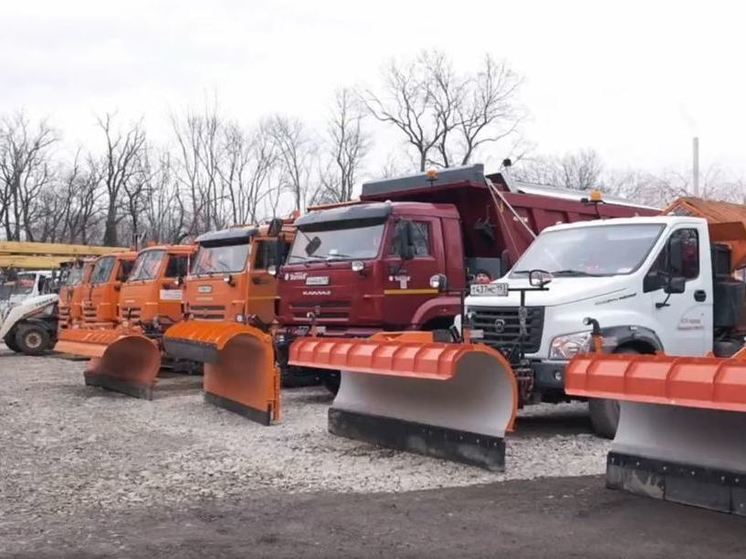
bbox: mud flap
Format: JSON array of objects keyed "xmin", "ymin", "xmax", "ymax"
[
  {"xmin": 290, "ymin": 333, "xmax": 518, "ymax": 471},
  {"xmin": 164, "ymin": 321, "xmax": 280, "ymax": 425},
  {"xmin": 566, "ymin": 352, "xmax": 746, "ymax": 515}
]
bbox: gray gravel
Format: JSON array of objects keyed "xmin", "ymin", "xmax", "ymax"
[{"xmin": 0, "ymin": 344, "xmax": 609, "ymax": 520}]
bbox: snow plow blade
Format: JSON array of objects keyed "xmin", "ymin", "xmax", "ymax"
[
  {"xmin": 567, "ymin": 351, "xmax": 746, "ymax": 515},
  {"xmin": 163, "ymin": 321, "xmax": 280, "ymax": 425},
  {"xmin": 289, "ymin": 333, "xmax": 518, "ymax": 471},
  {"xmin": 57, "ymin": 328, "xmax": 162, "ymax": 399}
]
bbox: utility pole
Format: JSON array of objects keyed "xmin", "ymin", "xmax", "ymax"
[{"xmin": 692, "ymin": 136, "xmax": 700, "ymax": 197}]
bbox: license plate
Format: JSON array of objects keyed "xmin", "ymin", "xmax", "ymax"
[
  {"xmin": 198, "ymin": 285, "xmax": 212, "ymax": 293},
  {"xmin": 470, "ymin": 282, "xmax": 509, "ymax": 297},
  {"xmin": 306, "ymin": 276, "xmax": 329, "ymax": 286}
]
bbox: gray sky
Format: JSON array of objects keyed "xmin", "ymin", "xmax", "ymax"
[{"xmin": 2, "ymin": 0, "xmax": 744, "ymax": 177}]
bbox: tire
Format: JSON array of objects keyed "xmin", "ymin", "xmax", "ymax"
[
  {"xmin": 321, "ymin": 371, "xmax": 341, "ymax": 395},
  {"xmin": 588, "ymin": 347, "xmax": 639, "ymax": 439},
  {"xmin": 14, "ymin": 323, "xmax": 51, "ymax": 356},
  {"xmin": 3, "ymin": 331, "xmax": 22, "ymax": 353}
]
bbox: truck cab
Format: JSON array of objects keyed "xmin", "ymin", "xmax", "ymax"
[
  {"xmin": 58, "ymin": 261, "xmax": 94, "ymax": 329},
  {"xmin": 118, "ymin": 245, "xmax": 196, "ymax": 335},
  {"xmin": 184, "ymin": 221, "xmax": 293, "ymax": 327},
  {"xmin": 82, "ymin": 252, "xmax": 137, "ymax": 328},
  {"xmin": 465, "ymin": 214, "xmax": 744, "ymax": 435}
]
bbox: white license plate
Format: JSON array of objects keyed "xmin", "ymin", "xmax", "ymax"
[
  {"xmin": 306, "ymin": 276, "xmax": 329, "ymax": 286},
  {"xmin": 198, "ymin": 285, "xmax": 212, "ymax": 293},
  {"xmin": 470, "ymin": 282, "xmax": 509, "ymax": 297}
]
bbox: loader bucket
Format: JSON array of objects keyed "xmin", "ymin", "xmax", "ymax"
[
  {"xmin": 163, "ymin": 321, "xmax": 280, "ymax": 425},
  {"xmin": 567, "ymin": 352, "xmax": 746, "ymax": 515},
  {"xmin": 289, "ymin": 333, "xmax": 518, "ymax": 471}
]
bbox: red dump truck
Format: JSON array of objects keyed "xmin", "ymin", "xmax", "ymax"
[{"xmin": 276, "ymin": 163, "xmax": 656, "ymax": 389}]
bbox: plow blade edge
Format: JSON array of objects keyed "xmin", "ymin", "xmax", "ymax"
[
  {"xmin": 290, "ymin": 333, "xmax": 518, "ymax": 471},
  {"xmin": 567, "ymin": 352, "xmax": 746, "ymax": 515},
  {"xmin": 163, "ymin": 321, "xmax": 280, "ymax": 425}
]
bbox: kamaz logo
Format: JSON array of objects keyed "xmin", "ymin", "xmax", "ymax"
[{"xmin": 493, "ymin": 318, "xmax": 506, "ymax": 333}]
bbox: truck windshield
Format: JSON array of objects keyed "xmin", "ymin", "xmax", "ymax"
[
  {"xmin": 128, "ymin": 250, "xmax": 165, "ymax": 282},
  {"xmin": 191, "ymin": 244, "xmax": 250, "ymax": 275},
  {"xmin": 62, "ymin": 266, "xmax": 84, "ymax": 287},
  {"xmin": 288, "ymin": 223, "xmax": 385, "ymax": 263},
  {"xmin": 91, "ymin": 257, "xmax": 116, "ymax": 284},
  {"xmin": 511, "ymin": 223, "xmax": 664, "ymax": 277}
]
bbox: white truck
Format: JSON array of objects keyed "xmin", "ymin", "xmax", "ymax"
[
  {"xmin": 0, "ymin": 271, "xmax": 59, "ymax": 355},
  {"xmin": 464, "ymin": 215, "xmax": 743, "ymax": 437}
]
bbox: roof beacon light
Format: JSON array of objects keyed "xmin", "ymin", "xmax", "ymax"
[{"xmin": 590, "ymin": 190, "xmax": 603, "ymax": 202}]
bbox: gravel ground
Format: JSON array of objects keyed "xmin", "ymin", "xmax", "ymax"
[{"xmin": 0, "ymin": 344, "xmax": 609, "ymax": 521}]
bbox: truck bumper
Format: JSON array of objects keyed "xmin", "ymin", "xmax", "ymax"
[{"xmin": 531, "ymin": 360, "xmax": 567, "ymax": 391}]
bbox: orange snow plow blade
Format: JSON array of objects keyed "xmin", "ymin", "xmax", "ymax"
[
  {"xmin": 163, "ymin": 321, "xmax": 280, "ymax": 425},
  {"xmin": 56, "ymin": 328, "xmax": 161, "ymax": 399},
  {"xmin": 567, "ymin": 351, "xmax": 746, "ymax": 515},
  {"xmin": 289, "ymin": 332, "xmax": 518, "ymax": 471}
]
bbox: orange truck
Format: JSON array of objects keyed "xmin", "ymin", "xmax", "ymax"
[
  {"xmin": 163, "ymin": 219, "xmax": 294, "ymax": 423},
  {"xmin": 56, "ymin": 245, "xmax": 196, "ymax": 398},
  {"xmin": 58, "ymin": 259, "xmax": 95, "ymax": 330}
]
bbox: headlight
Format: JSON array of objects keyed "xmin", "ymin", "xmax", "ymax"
[
  {"xmin": 549, "ymin": 331, "xmax": 592, "ymax": 360},
  {"xmin": 351, "ymin": 261, "xmax": 364, "ymax": 273}
]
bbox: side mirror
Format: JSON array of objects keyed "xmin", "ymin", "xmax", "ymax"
[
  {"xmin": 667, "ymin": 236, "xmax": 684, "ymax": 275},
  {"xmin": 664, "ymin": 275, "xmax": 686, "ymax": 294},
  {"xmin": 267, "ymin": 218, "xmax": 283, "ymax": 238},
  {"xmin": 395, "ymin": 220, "xmax": 416, "ymax": 261},
  {"xmin": 305, "ymin": 235, "xmax": 322, "ymax": 256},
  {"xmin": 529, "ymin": 269, "xmax": 553, "ymax": 288}
]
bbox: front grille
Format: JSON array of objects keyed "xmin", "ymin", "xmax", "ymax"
[
  {"xmin": 470, "ymin": 306, "xmax": 544, "ymax": 354},
  {"xmin": 83, "ymin": 302, "xmax": 97, "ymax": 324},
  {"xmin": 121, "ymin": 306, "xmax": 141, "ymax": 320},
  {"xmin": 190, "ymin": 305, "xmax": 225, "ymax": 321},
  {"xmin": 290, "ymin": 300, "xmax": 351, "ymax": 321}
]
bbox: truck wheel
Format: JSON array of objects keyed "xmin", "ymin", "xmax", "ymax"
[
  {"xmin": 3, "ymin": 332, "xmax": 22, "ymax": 353},
  {"xmin": 14, "ymin": 323, "xmax": 51, "ymax": 356},
  {"xmin": 588, "ymin": 347, "xmax": 638, "ymax": 439},
  {"xmin": 321, "ymin": 371, "xmax": 341, "ymax": 395}
]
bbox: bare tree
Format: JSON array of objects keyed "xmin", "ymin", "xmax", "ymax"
[
  {"xmin": 268, "ymin": 115, "xmax": 315, "ymax": 212},
  {"xmin": 317, "ymin": 88, "xmax": 369, "ymax": 203},
  {"xmin": 0, "ymin": 112, "xmax": 58, "ymax": 240},
  {"xmin": 97, "ymin": 113, "xmax": 147, "ymax": 246},
  {"xmin": 363, "ymin": 50, "xmax": 524, "ymax": 171},
  {"xmin": 219, "ymin": 121, "xmax": 278, "ymax": 225},
  {"xmin": 515, "ymin": 148, "xmax": 604, "ymax": 190},
  {"xmin": 142, "ymin": 150, "xmax": 189, "ymax": 243},
  {"xmin": 171, "ymin": 102, "xmax": 226, "ymax": 234}
]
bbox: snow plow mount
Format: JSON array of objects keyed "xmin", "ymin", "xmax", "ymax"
[{"xmin": 289, "ymin": 331, "xmax": 518, "ymax": 471}]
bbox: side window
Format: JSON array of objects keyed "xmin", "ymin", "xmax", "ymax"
[
  {"xmin": 253, "ymin": 241, "xmax": 273, "ymax": 270},
  {"xmin": 391, "ymin": 221, "xmax": 431, "ymax": 257},
  {"xmin": 118, "ymin": 261, "xmax": 134, "ymax": 282},
  {"xmin": 165, "ymin": 255, "xmax": 190, "ymax": 278},
  {"xmin": 646, "ymin": 228, "xmax": 699, "ymax": 291}
]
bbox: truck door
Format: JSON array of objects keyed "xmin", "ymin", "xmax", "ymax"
[
  {"xmin": 247, "ymin": 239, "xmax": 278, "ymax": 324},
  {"xmin": 643, "ymin": 226, "xmax": 713, "ymax": 355},
  {"xmin": 382, "ymin": 218, "xmax": 442, "ymax": 329}
]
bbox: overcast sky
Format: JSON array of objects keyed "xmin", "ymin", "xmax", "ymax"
[{"xmin": 2, "ymin": 0, "xmax": 744, "ymax": 178}]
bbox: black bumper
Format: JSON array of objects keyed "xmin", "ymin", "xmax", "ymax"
[{"xmin": 530, "ymin": 360, "xmax": 567, "ymax": 391}]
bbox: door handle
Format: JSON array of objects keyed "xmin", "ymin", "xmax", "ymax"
[{"xmin": 694, "ymin": 289, "xmax": 707, "ymax": 302}]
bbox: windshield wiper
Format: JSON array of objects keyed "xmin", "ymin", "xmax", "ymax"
[
  {"xmin": 287, "ymin": 254, "xmax": 325, "ymax": 263},
  {"xmin": 551, "ymin": 269, "xmax": 603, "ymax": 277}
]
